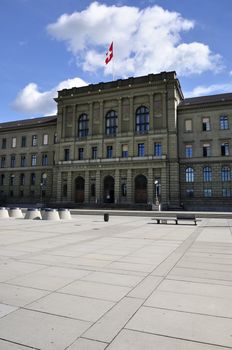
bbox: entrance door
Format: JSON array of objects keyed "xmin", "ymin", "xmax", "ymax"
[
  {"xmin": 75, "ymin": 176, "xmax": 85, "ymax": 203},
  {"xmin": 103, "ymin": 176, "xmax": 115, "ymax": 203},
  {"xmin": 135, "ymin": 175, "xmax": 147, "ymax": 203}
]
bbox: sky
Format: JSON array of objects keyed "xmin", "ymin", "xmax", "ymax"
[{"xmin": 1, "ymin": 0, "xmax": 232, "ymax": 122}]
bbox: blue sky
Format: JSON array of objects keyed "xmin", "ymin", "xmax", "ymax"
[{"xmin": 1, "ymin": 0, "xmax": 232, "ymax": 122}]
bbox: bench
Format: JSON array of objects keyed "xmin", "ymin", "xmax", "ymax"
[{"xmin": 153, "ymin": 213, "xmax": 198, "ymax": 225}]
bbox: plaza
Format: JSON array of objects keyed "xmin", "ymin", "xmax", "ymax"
[{"xmin": 0, "ymin": 213, "xmax": 231, "ymax": 349}]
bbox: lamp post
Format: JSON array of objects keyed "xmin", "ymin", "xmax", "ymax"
[
  {"xmin": 40, "ymin": 173, "xmax": 47, "ymax": 207},
  {"xmin": 154, "ymin": 180, "xmax": 161, "ymax": 211}
]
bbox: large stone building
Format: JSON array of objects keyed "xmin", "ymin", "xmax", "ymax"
[{"xmin": 0, "ymin": 71, "xmax": 232, "ymax": 210}]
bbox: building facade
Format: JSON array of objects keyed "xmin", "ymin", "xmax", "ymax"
[{"xmin": 0, "ymin": 71, "xmax": 232, "ymax": 210}]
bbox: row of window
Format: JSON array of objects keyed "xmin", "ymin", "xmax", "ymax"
[
  {"xmin": 185, "ymin": 142, "xmax": 230, "ymax": 158},
  {"xmin": 0, "ymin": 154, "xmax": 49, "ymax": 168},
  {"xmin": 185, "ymin": 166, "xmax": 231, "ymax": 182},
  {"xmin": 185, "ymin": 116, "xmax": 230, "ymax": 132},
  {"xmin": 1, "ymin": 133, "xmax": 57, "ymax": 150},
  {"xmin": 0, "ymin": 172, "xmax": 47, "ymax": 186},
  {"xmin": 185, "ymin": 188, "xmax": 231, "ymax": 198},
  {"xmin": 64, "ymin": 142, "xmax": 163, "ymax": 161}
]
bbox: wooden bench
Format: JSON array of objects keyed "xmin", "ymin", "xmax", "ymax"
[{"xmin": 153, "ymin": 213, "xmax": 198, "ymax": 225}]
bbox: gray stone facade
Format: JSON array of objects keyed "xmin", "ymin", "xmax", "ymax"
[{"xmin": 0, "ymin": 71, "xmax": 232, "ymax": 210}]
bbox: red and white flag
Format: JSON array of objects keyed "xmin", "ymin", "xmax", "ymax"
[{"xmin": 105, "ymin": 42, "xmax": 113, "ymax": 64}]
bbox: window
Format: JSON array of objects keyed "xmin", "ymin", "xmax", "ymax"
[
  {"xmin": 10, "ymin": 174, "xmax": 15, "ymax": 186},
  {"xmin": 202, "ymin": 117, "xmax": 210, "ymax": 131},
  {"xmin": 106, "ymin": 145, "xmax": 113, "ymax": 159},
  {"xmin": 222, "ymin": 188, "xmax": 231, "ymax": 197},
  {"xmin": 62, "ymin": 184, "xmax": 67, "ymax": 197},
  {"xmin": 21, "ymin": 136, "xmax": 27, "ymax": 147},
  {"xmin": 0, "ymin": 174, "xmax": 5, "ymax": 186},
  {"xmin": 185, "ymin": 119, "xmax": 192, "ymax": 132},
  {"xmin": 220, "ymin": 116, "xmax": 229, "ymax": 130},
  {"xmin": 138, "ymin": 143, "xmax": 145, "ymax": 157},
  {"xmin": 185, "ymin": 167, "xmax": 194, "ymax": 182},
  {"xmin": 1, "ymin": 156, "xmax": 6, "ymax": 168},
  {"xmin": 54, "ymin": 133, "xmax": 58, "ymax": 144},
  {"xmin": 186, "ymin": 189, "xmax": 194, "ymax": 197},
  {"xmin": 64, "ymin": 149, "xmax": 70, "ymax": 161},
  {"xmin": 105, "ymin": 110, "xmax": 117, "ymax": 135},
  {"xmin": 32, "ymin": 135, "xmax": 37, "ymax": 146},
  {"xmin": 203, "ymin": 166, "xmax": 212, "ymax": 182},
  {"xmin": 91, "ymin": 183, "xmax": 96, "ymax": 197},
  {"xmin": 221, "ymin": 142, "xmax": 229, "ymax": 156},
  {"xmin": 204, "ymin": 189, "xmax": 212, "ymax": 197},
  {"xmin": 10, "ymin": 155, "xmax": 16, "ymax": 168},
  {"xmin": 122, "ymin": 144, "xmax": 128, "ymax": 158},
  {"xmin": 92, "ymin": 147, "xmax": 97, "ymax": 159},
  {"xmin": 185, "ymin": 144, "xmax": 193, "ymax": 158},
  {"xmin": 31, "ymin": 154, "xmax": 37, "ymax": 166},
  {"xmin": 31, "ymin": 173, "xmax": 36, "ymax": 185},
  {"xmin": 20, "ymin": 173, "xmax": 25, "ymax": 186},
  {"xmin": 121, "ymin": 183, "xmax": 127, "ymax": 197},
  {"xmin": 203, "ymin": 143, "xmax": 211, "ymax": 157},
  {"xmin": 221, "ymin": 166, "xmax": 231, "ymax": 182},
  {"xmin": 21, "ymin": 155, "xmax": 26, "ymax": 167},
  {"xmin": 20, "ymin": 190, "xmax": 24, "ymax": 197},
  {"xmin": 12, "ymin": 137, "xmax": 16, "ymax": 148},
  {"xmin": 43, "ymin": 134, "xmax": 48, "ymax": 145},
  {"xmin": 42, "ymin": 154, "xmax": 48, "ymax": 166},
  {"xmin": 78, "ymin": 114, "xmax": 89, "ymax": 137},
  {"xmin": 154, "ymin": 143, "xmax": 162, "ymax": 156},
  {"xmin": 135, "ymin": 106, "xmax": 149, "ymax": 133},
  {"xmin": 78, "ymin": 148, "xmax": 84, "ymax": 160},
  {"xmin": 2, "ymin": 138, "xmax": 6, "ymax": 149}
]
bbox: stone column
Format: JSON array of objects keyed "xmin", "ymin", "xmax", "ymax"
[
  {"xmin": 147, "ymin": 168, "xmax": 153, "ymax": 203},
  {"xmin": 84, "ymin": 170, "xmax": 90, "ymax": 204},
  {"xmin": 99, "ymin": 101, "xmax": 104, "ymax": 135},
  {"xmin": 89, "ymin": 102, "xmax": 93, "ymax": 136},
  {"xmin": 67, "ymin": 171, "xmax": 72, "ymax": 202},
  {"xmin": 127, "ymin": 169, "xmax": 132, "ymax": 203},
  {"xmin": 117, "ymin": 98, "xmax": 122, "ymax": 134},
  {"xmin": 129, "ymin": 97, "xmax": 134, "ymax": 132},
  {"xmin": 96, "ymin": 170, "xmax": 101, "ymax": 203},
  {"xmin": 114, "ymin": 169, "xmax": 120, "ymax": 204},
  {"xmin": 56, "ymin": 171, "xmax": 62, "ymax": 202},
  {"xmin": 149, "ymin": 93, "xmax": 154, "ymax": 130}
]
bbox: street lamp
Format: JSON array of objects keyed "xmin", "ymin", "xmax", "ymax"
[
  {"xmin": 154, "ymin": 180, "xmax": 161, "ymax": 211},
  {"xmin": 40, "ymin": 173, "xmax": 47, "ymax": 206}
]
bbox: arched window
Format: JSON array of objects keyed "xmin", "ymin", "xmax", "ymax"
[
  {"xmin": 135, "ymin": 106, "xmax": 149, "ymax": 133},
  {"xmin": 105, "ymin": 110, "xmax": 117, "ymax": 135},
  {"xmin": 78, "ymin": 114, "xmax": 89, "ymax": 137},
  {"xmin": 10, "ymin": 174, "xmax": 15, "ymax": 186},
  {"xmin": 185, "ymin": 167, "xmax": 194, "ymax": 182},
  {"xmin": 203, "ymin": 167, "xmax": 212, "ymax": 182},
  {"xmin": 221, "ymin": 166, "xmax": 231, "ymax": 181},
  {"xmin": 91, "ymin": 183, "xmax": 96, "ymax": 197},
  {"xmin": 31, "ymin": 173, "xmax": 36, "ymax": 185},
  {"xmin": 20, "ymin": 173, "xmax": 25, "ymax": 186},
  {"xmin": 121, "ymin": 183, "xmax": 127, "ymax": 197}
]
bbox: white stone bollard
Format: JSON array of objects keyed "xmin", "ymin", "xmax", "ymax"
[
  {"xmin": 9, "ymin": 207, "xmax": 23, "ymax": 219},
  {"xmin": 0, "ymin": 207, "xmax": 9, "ymax": 218},
  {"xmin": 25, "ymin": 208, "xmax": 42, "ymax": 220},
  {"xmin": 58, "ymin": 208, "xmax": 72, "ymax": 220},
  {"xmin": 42, "ymin": 208, "xmax": 60, "ymax": 221}
]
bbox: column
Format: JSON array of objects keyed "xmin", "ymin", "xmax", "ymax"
[
  {"xmin": 147, "ymin": 168, "xmax": 153, "ymax": 203},
  {"xmin": 127, "ymin": 169, "xmax": 132, "ymax": 203},
  {"xmin": 67, "ymin": 171, "xmax": 72, "ymax": 202},
  {"xmin": 149, "ymin": 93, "xmax": 154, "ymax": 130},
  {"xmin": 56, "ymin": 171, "xmax": 62, "ymax": 202},
  {"xmin": 99, "ymin": 101, "xmax": 104, "ymax": 135},
  {"xmin": 84, "ymin": 170, "xmax": 90, "ymax": 204},
  {"xmin": 96, "ymin": 170, "xmax": 101, "ymax": 203},
  {"xmin": 114, "ymin": 169, "xmax": 120, "ymax": 204},
  {"xmin": 117, "ymin": 98, "xmax": 122, "ymax": 134},
  {"xmin": 129, "ymin": 97, "xmax": 134, "ymax": 132}
]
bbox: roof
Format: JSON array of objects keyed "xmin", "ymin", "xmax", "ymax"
[
  {"xmin": 180, "ymin": 93, "xmax": 232, "ymax": 107},
  {"xmin": 0, "ymin": 115, "xmax": 57, "ymax": 130}
]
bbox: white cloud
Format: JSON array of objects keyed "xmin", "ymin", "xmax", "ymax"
[
  {"xmin": 185, "ymin": 83, "xmax": 232, "ymax": 97},
  {"xmin": 13, "ymin": 77, "xmax": 87, "ymax": 115},
  {"xmin": 47, "ymin": 2, "xmax": 222, "ymax": 77}
]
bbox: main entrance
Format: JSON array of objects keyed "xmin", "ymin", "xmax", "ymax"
[
  {"xmin": 75, "ymin": 176, "xmax": 85, "ymax": 203},
  {"xmin": 134, "ymin": 175, "xmax": 147, "ymax": 203},
  {"xmin": 103, "ymin": 176, "xmax": 115, "ymax": 203}
]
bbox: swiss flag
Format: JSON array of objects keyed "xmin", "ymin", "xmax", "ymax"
[{"xmin": 105, "ymin": 42, "xmax": 113, "ymax": 64}]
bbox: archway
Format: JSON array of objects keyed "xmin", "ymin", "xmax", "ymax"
[
  {"xmin": 103, "ymin": 176, "xmax": 115, "ymax": 203},
  {"xmin": 134, "ymin": 175, "xmax": 147, "ymax": 203},
  {"xmin": 75, "ymin": 176, "xmax": 85, "ymax": 203}
]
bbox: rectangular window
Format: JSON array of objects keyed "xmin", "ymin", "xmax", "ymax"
[
  {"xmin": 78, "ymin": 148, "xmax": 84, "ymax": 160},
  {"xmin": 203, "ymin": 143, "xmax": 211, "ymax": 157},
  {"xmin": 2, "ymin": 138, "xmax": 6, "ymax": 149},
  {"xmin": 43, "ymin": 134, "xmax": 48, "ymax": 145},
  {"xmin": 106, "ymin": 146, "xmax": 113, "ymax": 159},
  {"xmin": 12, "ymin": 137, "xmax": 16, "ymax": 148},
  {"xmin": 20, "ymin": 174, "xmax": 25, "ymax": 186},
  {"xmin": 202, "ymin": 117, "xmax": 210, "ymax": 131},
  {"xmin": 204, "ymin": 188, "xmax": 212, "ymax": 197},
  {"xmin": 154, "ymin": 143, "xmax": 162, "ymax": 156},
  {"xmin": 54, "ymin": 133, "xmax": 58, "ymax": 144},
  {"xmin": 64, "ymin": 149, "xmax": 70, "ymax": 161},
  {"xmin": 32, "ymin": 135, "xmax": 37, "ymax": 146},
  {"xmin": 31, "ymin": 154, "xmax": 37, "ymax": 166},
  {"xmin": 222, "ymin": 188, "xmax": 231, "ymax": 197},
  {"xmin": 42, "ymin": 154, "xmax": 48, "ymax": 166},
  {"xmin": 185, "ymin": 119, "xmax": 192, "ymax": 132},
  {"xmin": 21, "ymin": 136, "xmax": 27, "ymax": 147},
  {"xmin": 0, "ymin": 174, "xmax": 5, "ymax": 186},
  {"xmin": 138, "ymin": 143, "xmax": 145, "ymax": 157},
  {"xmin": 10, "ymin": 155, "xmax": 16, "ymax": 168},
  {"xmin": 186, "ymin": 189, "xmax": 194, "ymax": 198},
  {"xmin": 221, "ymin": 142, "xmax": 229, "ymax": 156},
  {"xmin": 185, "ymin": 144, "xmax": 193, "ymax": 158},
  {"xmin": 10, "ymin": 175, "xmax": 15, "ymax": 186},
  {"xmin": 1, "ymin": 156, "xmax": 6, "ymax": 168},
  {"xmin": 121, "ymin": 144, "xmax": 128, "ymax": 158},
  {"xmin": 220, "ymin": 116, "xmax": 229, "ymax": 130},
  {"xmin": 92, "ymin": 147, "xmax": 97, "ymax": 159},
  {"xmin": 21, "ymin": 155, "xmax": 26, "ymax": 167},
  {"xmin": 31, "ymin": 173, "xmax": 36, "ymax": 185}
]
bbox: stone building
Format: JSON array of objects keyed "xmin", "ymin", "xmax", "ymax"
[{"xmin": 0, "ymin": 71, "xmax": 231, "ymax": 210}]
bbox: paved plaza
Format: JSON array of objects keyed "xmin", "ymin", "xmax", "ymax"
[{"xmin": 0, "ymin": 214, "xmax": 232, "ymax": 349}]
